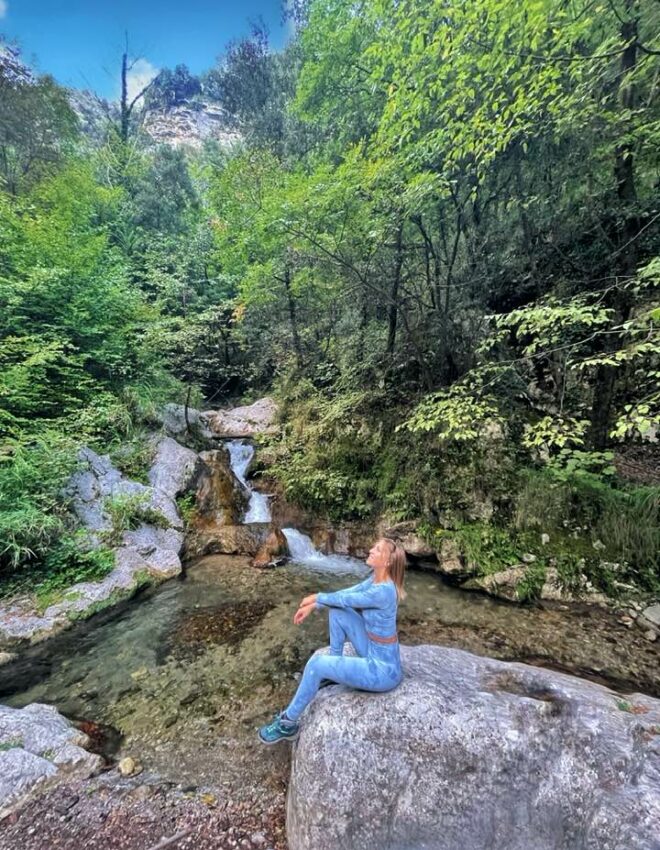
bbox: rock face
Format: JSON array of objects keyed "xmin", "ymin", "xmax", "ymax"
[
  {"xmin": 183, "ymin": 448, "xmax": 252, "ymax": 558},
  {"xmin": 252, "ymin": 528, "xmax": 289, "ymax": 568},
  {"xmin": 463, "ymin": 565, "xmax": 610, "ymax": 605},
  {"xmin": 0, "ymin": 438, "xmax": 200, "ymax": 649},
  {"xmin": 184, "ymin": 523, "xmax": 279, "ymax": 560},
  {"xmin": 0, "ymin": 703, "xmax": 102, "ymax": 818},
  {"xmin": 142, "ymin": 100, "xmax": 241, "ymax": 149},
  {"xmin": 203, "ymin": 398, "xmax": 279, "ymax": 439},
  {"xmin": 287, "ymin": 644, "xmax": 660, "ymax": 850},
  {"xmin": 156, "ymin": 403, "xmax": 217, "ymax": 443}
]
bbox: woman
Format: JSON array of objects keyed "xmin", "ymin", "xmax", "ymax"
[{"xmin": 258, "ymin": 537, "xmax": 407, "ymax": 744}]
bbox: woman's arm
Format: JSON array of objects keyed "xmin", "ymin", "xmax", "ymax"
[
  {"xmin": 300, "ymin": 576, "xmax": 372, "ymax": 611},
  {"xmin": 315, "ymin": 581, "xmax": 390, "ymax": 610}
]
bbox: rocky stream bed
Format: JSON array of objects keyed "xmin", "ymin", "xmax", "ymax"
[{"xmin": 0, "ymin": 399, "xmax": 658, "ymax": 849}]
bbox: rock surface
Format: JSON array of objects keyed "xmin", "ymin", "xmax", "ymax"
[
  {"xmin": 148, "ymin": 435, "xmax": 203, "ymax": 500},
  {"xmin": 252, "ymin": 528, "xmax": 289, "ymax": 568},
  {"xmin": 0, "ymin": 703, "xmax": 102, "ymax": 818},
  {"xmin": 463, "ymin": 565, "xmax": 610, "ymax": 605},
  {"xmin": 203, "ymin": 398, "xmax": 279, "ymax": 438},
  {"xmin": 0, "ymin": 439, "xmax": 200, "ymax": 649},
  {"xmin": 142, "ymin": 100, "xmax": 241, "ymax": 149},
  {"xmin": 156, "ymin": 403, "xmax": 217, "ymax": 442},
  {"xmin": 184, "ymin": 523, "xmax": 280, "ymax": 560},
  {"xmin": 287, "ymin": 644, "xmax": 660, "ymax": 850}
]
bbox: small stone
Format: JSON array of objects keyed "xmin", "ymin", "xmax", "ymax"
[
  {"xmin": 130, "ymin": 667, "xmax": 149, "ymax": 681},
  {"xmin": 521, "ymin": 553, "xmax": 537, "ymax": 563},
  {"xmin": 53, "ymin": 792, "xmax": 79, "ymax": 814},
  {"xmin": 117, "ymin": 756, "xmax": 142, "ymax": 777},
  {"xmin": 540, "ymin": 534, "xmax": 550, "ymax": 545},
  {"xmin": 644, "ymin": 629, "xmax": 657, "ymax": 642},
  {"xmin": 592, "ymin": 539, "xmax": 606, "ymax": 551},
  {"xmin": 250, "ymin": 832, "xmax": 267, "ymax": 846}
]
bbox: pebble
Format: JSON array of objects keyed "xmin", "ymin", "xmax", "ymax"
[
  {"xmin": 644, "ymin": 630, "xmax": 657, "ymax": 642},
  {"xmin": 118, "ymin": 757, "xmax": 143, "ymax": 777}
]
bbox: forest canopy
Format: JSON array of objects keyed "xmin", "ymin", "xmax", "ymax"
[{"xmin": 0, "ymin": 0, "xmax": 658, "ymax": 601}]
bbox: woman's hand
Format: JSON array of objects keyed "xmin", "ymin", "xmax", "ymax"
[
  {"xmin": 293, "ymin": 602, "xmax": 315, "ymax": 625},
  {"xmin": 301, "ymin": 593, "xmax": 317, "ymax": 608}
]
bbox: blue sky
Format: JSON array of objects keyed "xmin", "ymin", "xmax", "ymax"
[{"xmin": 0, "ymin": 0, "xmax": 289, "ymax": 99}]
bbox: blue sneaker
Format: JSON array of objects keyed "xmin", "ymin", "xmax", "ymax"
[{"xmin": 258, "ymin": 710, "xmax": 300, "ymax": 745}]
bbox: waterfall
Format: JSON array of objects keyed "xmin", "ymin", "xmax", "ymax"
[
  {"xmin": 225, "ymin": 439, "xmax": 272, "ymax": 523},
  {"xmin": 282, "ymin": 528, "xmax": 368, "ymax": 576},
  {"xmin": 225, "ymin": 439, "xmax": 366, "ymax": 575}
]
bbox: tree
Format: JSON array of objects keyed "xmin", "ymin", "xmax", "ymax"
[{"xmin": 0, "ymin": 50, "xmax": 78, "ymax": 194}]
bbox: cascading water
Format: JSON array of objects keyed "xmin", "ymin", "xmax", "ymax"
[
  {"xmin": 225, "ymin": 439, "xmax": 272, "ymax": 523},
  {"xmin": 225, "ymin": 440, "xmax": 367, "ymax": 575},
  {"xmin": 282, "ymin": 528, "xmax": 368, "ymax": 576}
]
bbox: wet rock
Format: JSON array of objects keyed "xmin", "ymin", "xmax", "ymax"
[
  {"xmin": 194, "ymin": 448, "xmax": 248, "ymax": 527},
  {"xmin": 0, "ymin": 703, "xmax": 102, "ymax": 818},
  {"xmin": 203, "ymin": 398, "xmax": 278, "ymax": 439},
  {"xmin": 644, "ymin": 629, "xmax": 657, "ymax": 642},
  {"xmin": 252, "ymin": 529, "xmax": 288, "ymax": 568},
  {"xmin": 461, "ymin": 565, "xmax": 525, "ymax": 600},
  {"xmin": 287, "ymin": 645, "xmax": 660, "ymax": 850},
  {"xmin": 185, "ymin": 523, "xmax": 275, "ymax": 560},
  {"xmin": 435, "ymin": 536, "xmax": 468, "ymax": 577}
]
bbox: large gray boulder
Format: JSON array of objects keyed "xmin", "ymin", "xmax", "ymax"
[
  {"xmin": 148, "ymin": 434, "xmax": 203, "ymax": 500},
  {"xmin": 286, "ymin": 645, "xmax": 660, "ymax": 850},
  {"xmin": 156, "ymin": 402, "xmax": 216, "ymax": 442},
  {"xmin": 0, "ymin": 703, "xmax": 102, "ymax": 817}
]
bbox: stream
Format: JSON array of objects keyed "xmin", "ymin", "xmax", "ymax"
[{"xmin": 1, "ymin": 438, "xmax": 659, "ymax": 800}]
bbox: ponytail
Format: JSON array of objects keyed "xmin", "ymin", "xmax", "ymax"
[{"xmin": 381, "ymin": 537, "xmax": 407, "ymax": 602}]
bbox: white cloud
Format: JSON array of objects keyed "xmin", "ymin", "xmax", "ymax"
[
  {"xmin": 0, "ymin": 1, "xmax": 8, "ymax": 20},
  {"xmin": 125, "ymin": 57, "xmax": 159, "ymax": 102}
]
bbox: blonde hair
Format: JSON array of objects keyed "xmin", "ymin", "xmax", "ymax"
[{"xmin": 380, "ymin": 537, "xmax": 408, "ymax": 602}]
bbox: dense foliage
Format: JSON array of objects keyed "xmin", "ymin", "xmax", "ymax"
[{"xmin": 1, "ymin": 0, "xmax": 658, "ymax": 603}]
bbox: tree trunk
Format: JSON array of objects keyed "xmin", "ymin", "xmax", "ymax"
[
  {"xmin": 386, "ymin": 222, "xmax": 404, "ymax": 357},
  {"xmin": 283, "ymin": 264, "xmax": 303, "ymax": 369},
  {"xmin": 589, "ymin": 0, "xmax": 639, "ymax": 449},
  {"xmin": 120, "ymin": 50, "xmax": 130, "ymax": 144}
]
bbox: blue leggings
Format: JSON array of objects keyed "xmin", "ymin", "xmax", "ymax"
[{"xmin": 284, "ymin": 607, "xmax": 403, "ymax": 722}]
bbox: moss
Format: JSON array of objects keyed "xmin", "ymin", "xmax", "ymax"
[
  {"xmin": 515, "ymin": 561, "xmax": 548, "ymax": 603},
  {"xmin": 100, "ymin": 492, "xmax": 172, "ymax": 546},
  {"xmin": 0, "ymin": 737, "xmax": 24, "ymax": 752},
  {"xmin": 175, "ymin": 492, "xmax": 197, "ymax": 528},
  {"xmin": 107, "ymin": 431, "xmax": 156, "ymax": 485},
  {"xmin": 64, "ymin": 571, "xmax": 154, "ymax": 623},
  {"xmin": 2, "ymin": 534, "xmax": 116, "ymax": 612}
]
